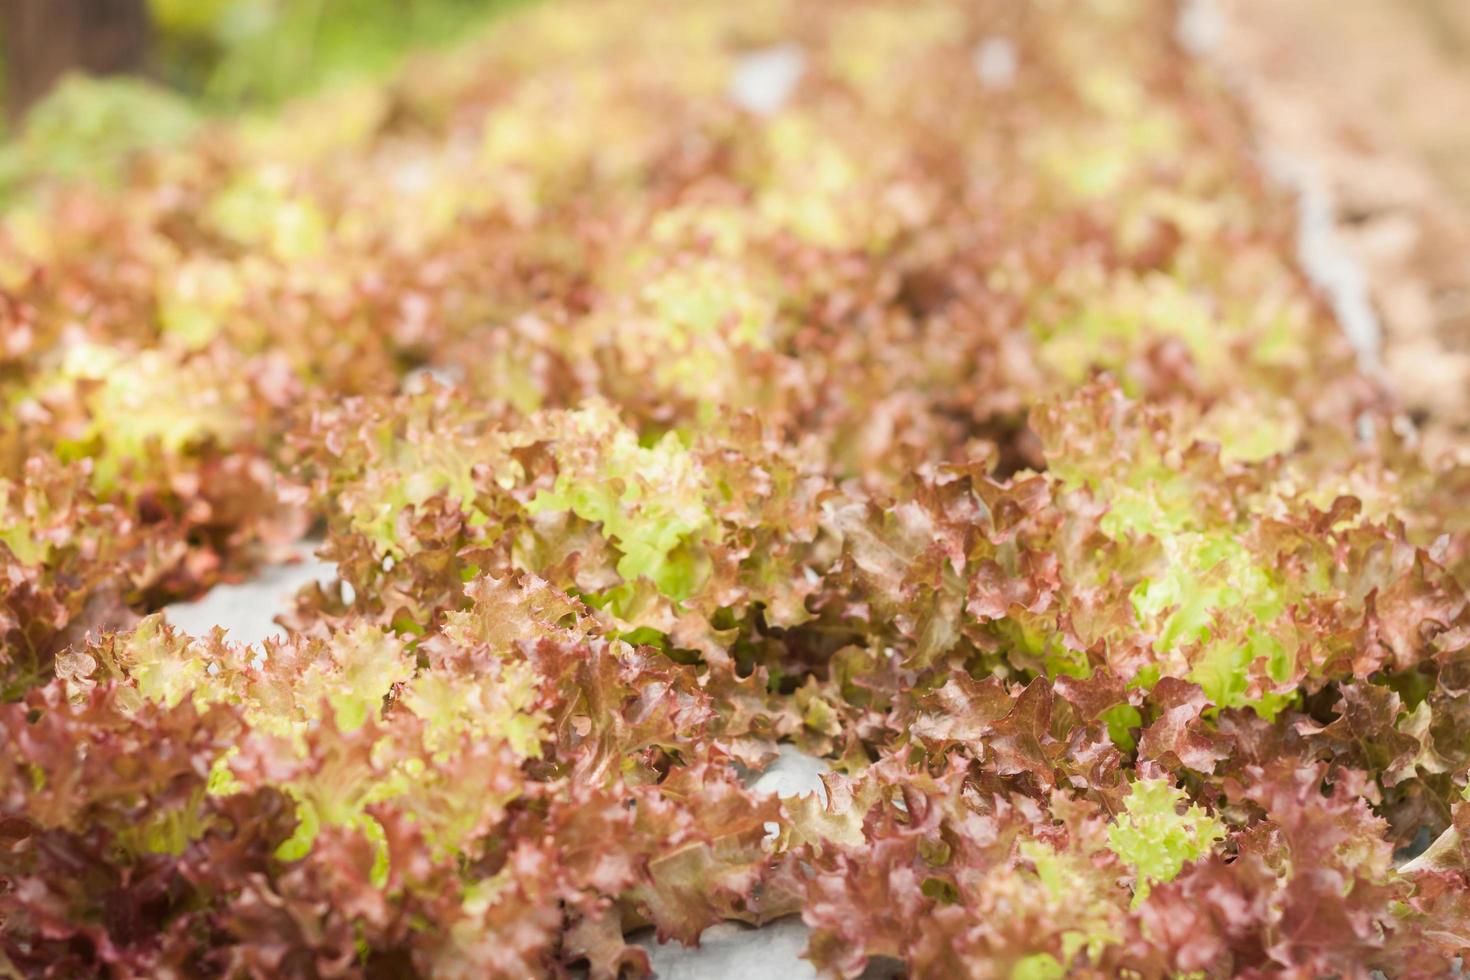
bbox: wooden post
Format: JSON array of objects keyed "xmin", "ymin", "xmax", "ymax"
[{"xmin": 1, "ymin": 0, "xmax": 150, "ymax": 119}]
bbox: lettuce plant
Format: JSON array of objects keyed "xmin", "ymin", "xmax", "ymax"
[{"xmin": 2, "ymin": 0, "xmax": 1470, "ymax": 976}]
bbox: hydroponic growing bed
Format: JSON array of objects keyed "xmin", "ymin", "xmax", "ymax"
[{"xmin": 2, "ymin": 0, "xmax": 1469, "ymax": 977}]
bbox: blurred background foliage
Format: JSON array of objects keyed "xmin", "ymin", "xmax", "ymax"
[
  {"xmin": 0, "ymin": 0, "xmax": 526, "ymax": 201},
  {"xmin": 146, "ymin": 0, "xmax": 520, "ymax": 107}
]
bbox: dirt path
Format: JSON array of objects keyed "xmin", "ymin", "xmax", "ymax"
[{"xmin": 1215, "ymin": 0, "xmax": 1470, "ymax": 455}]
